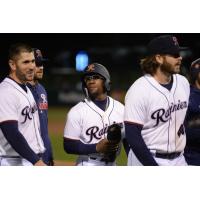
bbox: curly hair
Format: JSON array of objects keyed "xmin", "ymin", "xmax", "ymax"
[{"xmin": 140, "ymin": 55, "xmax": 160, "ymax": 75}]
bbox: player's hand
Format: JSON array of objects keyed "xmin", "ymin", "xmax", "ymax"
[
  {"xmin": 96, "ymin": 138, "xmax": 119, "ymax": 154},
  {"xmin": 34, "ymin": 159, "xmax": 47, "ymax": 166}
]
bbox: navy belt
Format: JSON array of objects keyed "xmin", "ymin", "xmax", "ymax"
[
  {"xmin": 89, "ymin": 157, "xmax": 110, "ymax": 163},
  {"xmin": 0, "ymin": 155, "xmax": 21, "ymax": 158},
  {"xmin": 155, "ymin": 152, "xmax": 181, "ymax": 160},
  {"xmin": 1, "ymin": 153, "xmax": 43, "ymax": 159}
]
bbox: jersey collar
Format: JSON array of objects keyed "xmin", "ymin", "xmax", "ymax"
[{"xmin": 84, "ymin": 96, "xmax": 114, "ymax": 117}]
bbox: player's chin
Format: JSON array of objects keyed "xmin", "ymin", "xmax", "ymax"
[
  {"xmin": 26, "ymin": 74, "xmax": 34, "ymax": 81},
  {"xmin": 173, "ymin": 65, "xmax": 180, "ymax": 73},
  {"xmin": 35, "ymin": 74, "xmax": 43, "ymax": 79},
  {"xmin": 88, "ymin": 90, "xmax": 98, "ymax": 97},
  {"xmin": 88, "ymin": 88, "xmax": 98, "ymax": 94}
]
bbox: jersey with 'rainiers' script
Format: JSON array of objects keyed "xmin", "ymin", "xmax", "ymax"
[
  {"xmin": 64, "ymin": 96, "xmax": 124, "ymax": 159},
  {"xmin": 0, "ymin": 78, "xmax": 45, "ymax": 157},
  {"xmin": 124, "ymin": 74, "xmax": 190, "ymax": 153}
]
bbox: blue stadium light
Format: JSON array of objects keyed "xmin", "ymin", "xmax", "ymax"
[{"xmin": 76, "ymin": 51, "xmax": 89, "ymax": 71}]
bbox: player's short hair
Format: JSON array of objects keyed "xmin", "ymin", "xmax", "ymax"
[
  {"xmin": 140, "ymin": 55, "xmax": 160, "ymax": 75},
  {"xmin": 8, "ymin": 43, "xmax": 33, "ymax": 60}
]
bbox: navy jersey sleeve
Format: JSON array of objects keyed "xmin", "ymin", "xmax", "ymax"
[
  {"xmin": 0, "ymin": 121, "xmax": 40, "ymax": 164},
  {"xmin": 125, "ymin": 122, "xmax": 158, "ymax": 166},
  {"xmin": 64, "ymin": 138, "xmax": 97, "ymax": 155}
]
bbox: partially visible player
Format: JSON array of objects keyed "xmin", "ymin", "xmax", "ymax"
[
  {"xmin": 124, "ymin": 35, "xmax": 190, "ymax": 166},
  {"xmin": 27, "ymin": 48, "xmax": 54, "ymax": 166},
  {"xmin": 0, "ymin": 43, "xmax": 46, "ymax": 166},
  {"xmin": 63, "ymin": 63, "xmax": 124, "ymax": 166},
  {"xmin": 184, "ymin": 58, "xmax": 200, "ymax": 165}
]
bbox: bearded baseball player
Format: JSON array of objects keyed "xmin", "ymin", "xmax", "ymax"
[
  {"xmin": 184, "ymin": 58, "xmax": 200, "ymax": 165},
  {"xmin": 124, "ymin": 35, "xmax": 190, "ymax": 166},
  {"xmin": 27, "ymin": 48, "xmax": 54, "ymax": 166},
  {"xmin": 0, "ymin": 43, "xmax": 46, "ymax": 166},
  {"xmin": 63, "ymin": 63, "xmax": 125, "ymax": 166}
]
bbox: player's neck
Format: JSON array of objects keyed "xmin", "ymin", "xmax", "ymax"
[
  {"xmin": 28, "ymin": 79, "xmax": 38, "ymax": 86},
  {"xmin": 90, "ymin": 93, "xmax": 107, "ymax": 101},
  {"xmin": 153, "ymin": 70, "xmax": 172, "ymax": 84}
]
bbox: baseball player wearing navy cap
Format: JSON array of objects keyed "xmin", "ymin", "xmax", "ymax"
[
  {"xmin": 124, "ymin": 35, "xmax": 190, "ymax": 166},
  {"xmin": 184, "ymin": 58, "xmax": 200, "ymax": 165},
  {"xmin": 63, "ymin": 63, "xmax": 125, "ymax": 166},
  {"xmin": 0, "ymin": 43, "xmax": 46, "ymax": 166},
  {"xmin": 27, "ymin": 48, "xmax": 54, "ymax": 166}
]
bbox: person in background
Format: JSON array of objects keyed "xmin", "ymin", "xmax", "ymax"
[
  {"xmin": 184, "ymin": 58, "xmax": 200, "ymax": 165},
  {"xmin": 27, "ymin": 48, "xmax": 54, "ymax": 166}
]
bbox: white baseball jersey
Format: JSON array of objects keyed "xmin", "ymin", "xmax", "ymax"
[
  {"xmin": 64, "ymin": 96, "xmax": 124, "ymax": 166},
  {"xmin": 124, "ymin": 74, "xmax": 190, "ymax": 165},
  {"xmin": 0, "ymin": 78, "xmax": 45, "ymax": 165}
]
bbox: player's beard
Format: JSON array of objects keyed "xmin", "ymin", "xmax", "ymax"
[
  {"xmin": 16, "ymin": 67, "xmax": 34, "ymax": 82},
  {"xmin": 160, "ymin": 59, "xmax": 181, "ymax": 75},
  {"xmin": 34, "ymin": 73, "xmax": 43, "ymax": 81},
  {"xmin": 34, "ymin": 68, "xmax": 43, "ymax": 80}
]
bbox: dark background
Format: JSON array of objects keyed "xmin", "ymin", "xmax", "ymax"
[{"xmin": 0, "ymin": 33, "xmax": 199, "ymax": 105}]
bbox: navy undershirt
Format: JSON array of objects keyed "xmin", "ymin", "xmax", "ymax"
[
  {"xmin": 93, "ymin": 97, "xmax": 108, "ymax": 111},
  {"xmin": 160, "ymin": 76, "xmax": 173, "ymax": 91}
]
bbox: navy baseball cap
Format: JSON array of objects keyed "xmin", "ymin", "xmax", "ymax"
[
  {"xmin": 33, "ymin": 48, "xmax": 48, "ymax": 67},
  {"xmin": 147, "ymin": 35, "xmax": 188, "ymax": 56},
  {"xmin": 190, "ymin": 58, "xmax": 200, "ymax": 81},
  {"xmin": 191, "ymin": 58, "xmax": 200, "ymax": 73}
]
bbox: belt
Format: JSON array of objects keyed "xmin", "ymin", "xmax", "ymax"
[
  {"xmin": 0, "ymin": 153, "xmax": 43, "ymax": 159},
  {"xmin": 89, "ymin": 157, "xmax": 111, "ymax": 163},
  {"xmin": 0, "ymin": 155, "xmax": 21, "ymax": 158},
  {"xmin": 155, "ymin": 152, "xmax": 181, "ymax": 160}
]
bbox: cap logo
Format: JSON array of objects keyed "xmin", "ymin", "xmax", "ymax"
[
  {"xmin": 35, "ymin": 49, "xmax": 42, "ymax": 57},
  {"xmin": 86, "ymin": 64, "xmax": 95, "ymax": 72},
  {"xmin": 172, "ymin": 37, "xmax": 179, "ymax": 46}
]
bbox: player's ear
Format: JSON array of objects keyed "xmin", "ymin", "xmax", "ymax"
[
  {"xmin": 155, "ymin": 54, "xmax": 163, "ymax": 65},
  {"xmin": 8, "ymin": 59, "xmax": 16, "ymax": 71}
]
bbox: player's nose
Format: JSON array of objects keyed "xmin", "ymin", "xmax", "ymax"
[
  {"xmin": 29, "ymin": 61, "xmax": 36, "ymax": 69},
  {"xmin": 177, "ymin": 56, "xmax": 182, "ymax": 61}
]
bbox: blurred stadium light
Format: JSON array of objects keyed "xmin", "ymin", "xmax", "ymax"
[{"xmin": 76, "ymin": 51, "xmax": 89, "ymax": 71}]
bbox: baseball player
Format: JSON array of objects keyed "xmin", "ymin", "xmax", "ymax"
[
  {"xmin": 63, "ymin": 63, "xmax": 125, "ymax": 166},
  {"xmin": 27, "ymin": 48, "xmax": 54, "ymax": 166},
  {"xmin": 184, "ymin": 58, "xmax": 200, "ymax": 165},
  {"xmin": 124, "ymin": 35, "xmax": 190, "ymax": 166},
  {"xmin": 0, "ymin": 43, "xmax": 46, "ymax": 166}
]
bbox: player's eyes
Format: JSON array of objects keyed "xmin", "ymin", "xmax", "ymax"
[
  {"xmin": 167, "ymin": 54, "xmax": 180, "ymax": 58},
  {"xmin": 23, "ymin": 60, "xmax": 35, "ymax": 64},
  {"xmin": 84, "ymin": 75, "xmax": 103, "ymax": 81}
]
